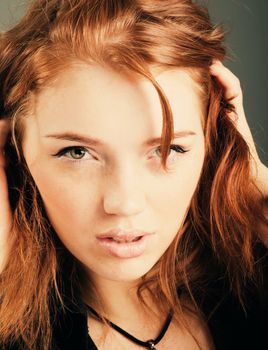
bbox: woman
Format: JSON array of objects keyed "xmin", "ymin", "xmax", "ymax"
[{"xmin": 0, "ymin": 0, "xmax": 267, "ymax": 349}]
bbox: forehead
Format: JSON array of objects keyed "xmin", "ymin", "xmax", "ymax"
[{"xmin": 27, "ymin": 63, "xmax": 205, "ymax": 140}]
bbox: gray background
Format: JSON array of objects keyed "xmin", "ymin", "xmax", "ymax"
[{"xmin": 0, "ymin": 0, "xmax": 267, "ymax": 164}]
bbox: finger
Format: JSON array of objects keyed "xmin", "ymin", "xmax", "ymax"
[
  {"xmin": 0, "ymin": 119, "xmax": 10, "ymax": 145},
  {"xmin": 0, "ymin": 119, "xmax": 12, "ymax": 232},
  {"xmin": 0, "ymin": 119, "xmax": 11, "ymax": 168},
  {"xmin": 209, "ymin": 61, "xmax": 260, "ymax": 163},
  {"xmin": 209, "ymin": 60, "xmax": 244, "ymax": 114},
  {"xmin": 0, "ymin": 166, "xmax": 12, "ymax": 231}
]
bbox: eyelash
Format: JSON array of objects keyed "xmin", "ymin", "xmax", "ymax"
[{"xmin": 52, "ymin": 145, "xmax": 188, "ymax": 162}]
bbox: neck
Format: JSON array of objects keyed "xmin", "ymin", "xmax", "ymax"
[{"xmin": 82, "ymin": 274, "xmax": 162, "ymax": 325}]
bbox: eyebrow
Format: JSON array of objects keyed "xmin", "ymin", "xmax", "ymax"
[{"xmin": 44, "ymin": 130, "xmax": 196, "ymax": 147}]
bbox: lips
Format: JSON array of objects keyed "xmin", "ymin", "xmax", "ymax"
[
  {"xmin": 96, "ymin": 228, "xmax": 154, "ymax": 258},
  {"xmin": 104, "ymin": 235, "xmax": 143, "ymax": 243},
  {"xmin": 97, "ymin": 229, "xmax": 152, "ymax": 241}
]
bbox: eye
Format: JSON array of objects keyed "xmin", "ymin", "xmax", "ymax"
[
  {"xmin": 52, "ymin": 146, "xmax": 92, "ymax": 161},
  {"xmin": 154, "ymin": 144, "xmax": 188, "ymax": 159},
  {"xmin": 68, "ymin": 147, "xmax": 87, "ymax": 159}
]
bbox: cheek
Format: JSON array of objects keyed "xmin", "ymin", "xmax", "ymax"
[
  {"xmin": 28, "ymin": 165, "xmax": 99, "ymax": 241},
  {"xmin": 153, "ymin": 180, "xmax": 197, "ymax": 246},
  {"xmin": 155, "ymin": 152, "xmax": 204, "ymax": 229}
]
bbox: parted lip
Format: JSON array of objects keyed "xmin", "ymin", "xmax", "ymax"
[{"xmin": 96, "ymin": 228, "xmax": 153, "ymax": 240}]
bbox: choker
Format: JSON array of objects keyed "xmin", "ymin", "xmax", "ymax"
[{"xmin": 86, "ymin": 304, "xmax": 173, "ymax": 350}]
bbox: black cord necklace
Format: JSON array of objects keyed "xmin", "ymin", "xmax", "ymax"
[{"xmin": 86, "ymin": 304, "xmax": 173, "ymax": 350}]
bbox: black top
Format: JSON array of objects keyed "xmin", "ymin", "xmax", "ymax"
[{"xmin": 6, "ymin": 244, "xmax": 268, "ymax": 350}]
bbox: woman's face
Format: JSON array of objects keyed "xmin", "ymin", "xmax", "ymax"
[{"xmin": 22, "ymin": 64, "xmax": 205, "ymax": 284}]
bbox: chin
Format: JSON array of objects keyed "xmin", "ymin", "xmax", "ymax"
[{"xmin": 86, "ymin": 258, "xmax": 158, "ymax": 284}]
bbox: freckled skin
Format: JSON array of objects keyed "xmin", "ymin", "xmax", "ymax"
[{"xmin": 22, "ymin": 64, "xmax": 205, "ymax": 285}]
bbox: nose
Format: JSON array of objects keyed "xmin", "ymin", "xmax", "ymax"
[{"xmin": 103, "ymin": 165, "xmax": 146, "ymax": 216}]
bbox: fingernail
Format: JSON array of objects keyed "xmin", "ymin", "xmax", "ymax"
[
  {"xmin": 209, "ymin": 64, "xmax": 218, "ymax": 71},
  {"xmin": 211, "ymin": 59, "xmax": 222, "ymax": 66}
]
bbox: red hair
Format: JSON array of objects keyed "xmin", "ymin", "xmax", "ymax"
[{"xmin": 0, "ymin": 0, "xmax": 267, "ymax": 349}]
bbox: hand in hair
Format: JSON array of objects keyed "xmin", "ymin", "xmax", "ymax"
[
  {"xmin": 210, "ymin": 60, "xmax": 268, "ymax": 198},
  {"xmin": 0, "ymin": 119, "xmax": 12, "ymax": 273}
]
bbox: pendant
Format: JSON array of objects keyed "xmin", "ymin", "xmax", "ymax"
[{"xmin": 147, "ymin": 340, "xmax": 157, "ymax": 350}]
